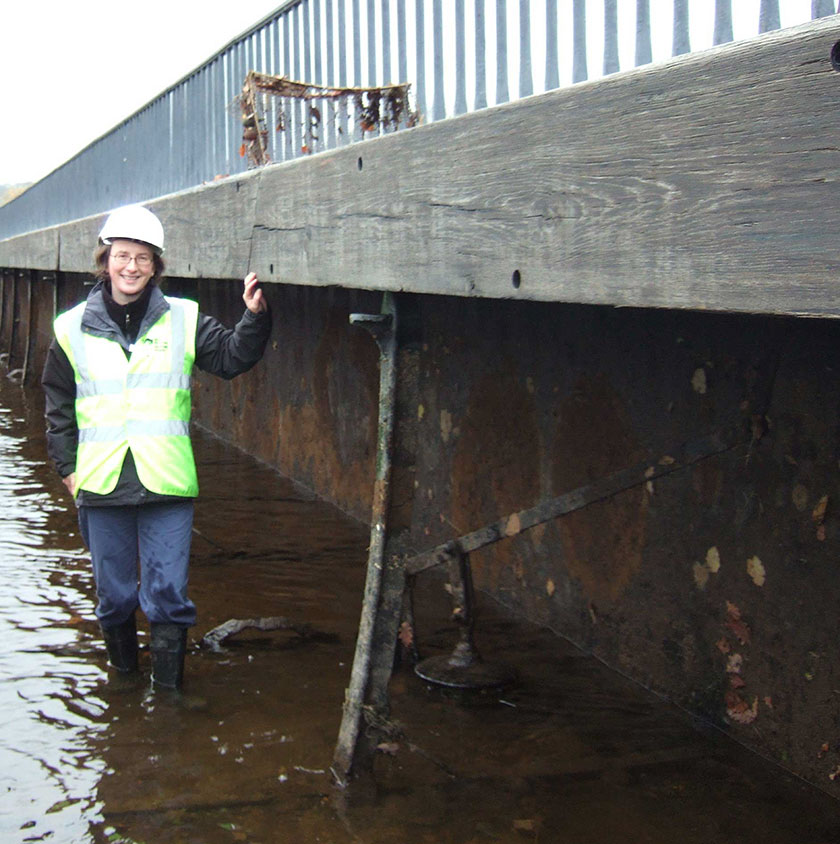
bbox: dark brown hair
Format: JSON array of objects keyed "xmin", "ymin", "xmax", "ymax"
[{"xmin": 94, "ymin": 241, "xmax": 165, "ymax": 284}]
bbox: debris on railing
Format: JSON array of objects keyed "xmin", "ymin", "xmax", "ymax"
[{"xmin": 238, "ymin": 70, "xmax": 419, "ymax": 167}]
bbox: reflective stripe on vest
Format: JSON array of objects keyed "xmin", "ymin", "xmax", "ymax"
[{"xmin": 54, "ymin": 296, "xmax": 199, "ymax": 498}]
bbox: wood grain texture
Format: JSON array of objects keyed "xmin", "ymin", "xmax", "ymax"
[
  {"xmin": 2, "ymin": 17, "xmax": 840, "ymax": 315},
  {"xmin": 0, "ymin": 226, "xmax": 59, "ymax": 271}
]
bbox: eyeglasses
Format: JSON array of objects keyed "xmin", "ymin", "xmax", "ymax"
[{"xmin": 111, "ymin": 251, "xmax": 153, "ymax": 269}]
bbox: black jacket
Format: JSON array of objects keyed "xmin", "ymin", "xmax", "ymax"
[{"xmin": 42, "ymin": 280, "xmax": 271, "ymax": 507}]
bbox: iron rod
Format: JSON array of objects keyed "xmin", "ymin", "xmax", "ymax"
[
  {"xmin": 496, "ymin": 0, "xmax": 509, "ymax": 104},
  {"xmin": 604, "ymin": 0, "xmax": 619, "ymax": 75},
  {"xmin": 332, "ymin": 293, "xmax": 399, "ymax": 786},
  {"xmin": 673, "ymin": 0, "xmax": 690, "ymax": 56},
  {"xmin": 519, "ymin": 0, "xmax": 533, "ymax": 98}
]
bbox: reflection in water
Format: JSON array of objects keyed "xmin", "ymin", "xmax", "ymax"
[
  {"xmin": 0, "ymin": 383, "xmax": 105, "ymax": 843},
  {"xmin": 2, "ymin": 377, "xmax": 840, "ymax": 844}
]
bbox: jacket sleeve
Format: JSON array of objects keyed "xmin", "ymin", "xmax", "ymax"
[
  {"xmin": 41, "ymin": 339, "xmax": 78, "ymax": 478},
  {"xmin": 194, "ymin": 306, "xmax": 271, "ymax": 380}
]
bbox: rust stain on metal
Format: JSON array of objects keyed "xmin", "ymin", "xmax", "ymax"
[
  {"xmin": 552, "ymin": 375, "xmax": 648, "ymax": 607},
  {"xmin": 451, "ymin": 370, "xmax": 540, "ymax": 595},
  {"xmin": 690, "ymin": 458, "xmax": 723, "ymax": 507},
  {"xmin": 372, "ymin": 478, "xmax": 388, "ymax": 512}
]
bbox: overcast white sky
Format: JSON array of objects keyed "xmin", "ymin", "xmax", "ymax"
[
  {"xmin": 0, "ymin": 0, "xmax": 282, "ymax": 185},
  {"xmin": 0, "ymin": 0, "xmax": 822, "ymax": 186}
]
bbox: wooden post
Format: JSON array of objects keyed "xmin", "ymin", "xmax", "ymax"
[
  {"xmin": 21, "ymin": 270, "xmax": 34, "ymax": 385},
  {"xmin": 0, "ymin": 270, "xmax": 6, "ymax": 357},
  {"xmin": 6, "ymin": 272, "xmax": 19, "ymax": 367}
]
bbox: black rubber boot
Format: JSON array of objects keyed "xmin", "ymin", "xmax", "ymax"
[
  {"xmin": 150, "ymin": 623, "xmax": 188, "ymax": 690},
  {"xmin": 101, "ymin": 615, "xmax": 139, "ymax": 673}
]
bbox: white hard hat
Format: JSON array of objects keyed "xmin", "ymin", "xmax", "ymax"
[{"xmin": 99, "ymin": 205, "xmax": 165, "ymax": 254}]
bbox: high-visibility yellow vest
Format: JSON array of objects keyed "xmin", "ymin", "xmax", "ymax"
[{"xmin": 54, "ymin": 296, "xmax": 199, "ymax": 498}]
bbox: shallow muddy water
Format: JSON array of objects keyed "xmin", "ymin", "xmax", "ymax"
[{"xmin": 2, "ymin": 376, "xmax": 840, "ymax": 844}]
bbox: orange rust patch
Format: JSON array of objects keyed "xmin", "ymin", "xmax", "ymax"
[{"xmin": 277, "ymin": 401, "xmax": 374, "ymax": 521}]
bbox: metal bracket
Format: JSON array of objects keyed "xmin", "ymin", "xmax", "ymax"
[{"xmin": 414, "ymin": 542, "xmax": 516, "ymax": 690}]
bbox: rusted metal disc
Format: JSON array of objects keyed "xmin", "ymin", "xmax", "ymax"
[{"xmin": 414, "ymin": 654, "xmax": 516, "ymax": 689}]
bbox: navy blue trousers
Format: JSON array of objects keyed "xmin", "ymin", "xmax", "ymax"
[{"xmin": 78, "ymin": 502, "xmax": 196, "ymax": 629}]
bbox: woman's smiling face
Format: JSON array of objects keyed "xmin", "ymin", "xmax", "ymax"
[{"xmin": 107, "ymin": 239, "xmax": 155, "ymax": 304}]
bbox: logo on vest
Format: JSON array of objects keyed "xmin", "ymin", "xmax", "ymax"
[{"xmin": 142, "ymin": 337, "xmax": 169, "ymax": 353}]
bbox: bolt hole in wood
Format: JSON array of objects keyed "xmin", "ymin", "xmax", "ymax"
[
  {"xmin": 832, "ymin": 41, "xmax": 840, "ymax": 71},
  {"xmin": 512, "ymin": 269, "xmax": 522, "ymax": 289},
  {"xmin": 357, "ymin": 156, "xmax": 363, "ymax": 171}
]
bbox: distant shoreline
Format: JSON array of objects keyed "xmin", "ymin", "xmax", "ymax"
[{"xmin": 0, "ymin": 183, "xmax": 32, "ymax": 207}]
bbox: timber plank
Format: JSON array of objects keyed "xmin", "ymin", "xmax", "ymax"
[
  {"xmin": 249, "ymin": 16, "xmax": 840, "ymax": 315},
  {"xmin": 0, "ymin": 226, "xmax": 59, "ymax": 271},
  {"xmin": 2, "ymin": 17, "xmax": 840, "ymax": 315}
]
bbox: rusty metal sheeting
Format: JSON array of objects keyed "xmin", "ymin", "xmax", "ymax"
[{"xmin": 407, "ymin": 428, "xmax": 739, "ymax": 577}]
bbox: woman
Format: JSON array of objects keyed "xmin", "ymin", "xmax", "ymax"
[{"xmin": 42, "ymin": 204, "xmax": 271, "ymax": 690}]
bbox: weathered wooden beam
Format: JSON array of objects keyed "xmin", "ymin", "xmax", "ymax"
[
  {"xmin": 0, "ymin": 225, "xmax": 59, "ymax": 271},
  {"xmin": 248, "ymin": 16, "xmax": 840, "ymax": 316},
  {"xmin": 3, "ymin": 17, "xmax": 840, "ymax": 316},
  {"xmin": 52, "ymin": 176, "xmax": 260, "ymax": 281}
]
